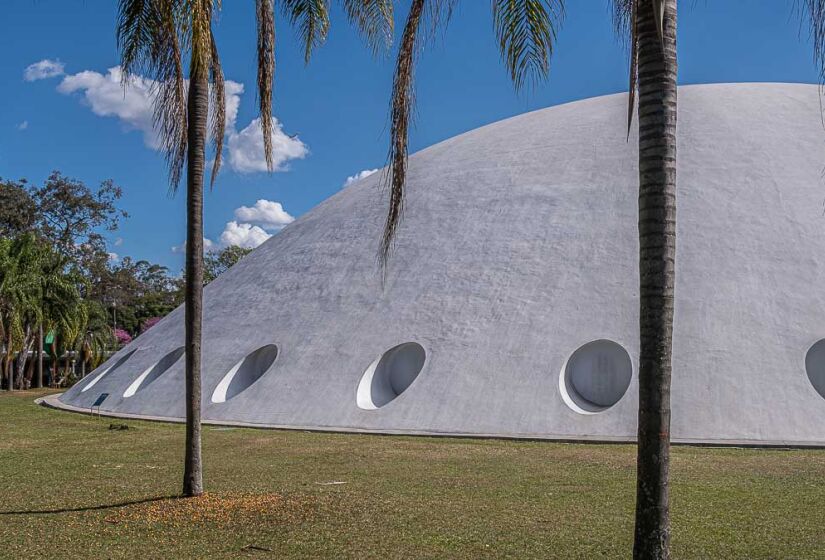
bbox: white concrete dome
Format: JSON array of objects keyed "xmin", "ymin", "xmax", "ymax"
[{"xmin": 57, "ymin": 83, "xmax": 825, "ymax": 446}]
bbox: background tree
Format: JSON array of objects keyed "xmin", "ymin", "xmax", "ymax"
[
  {"xmin": 30, "ymin": 172, "xmax": 127, "ymax": 271},
  {"xmin": 0, "ymin": 179, "xmax": 37, "ymax": 237},
  {"xmin": 203, "ymin": 245, "xmax": 252, "ymax": 285}
]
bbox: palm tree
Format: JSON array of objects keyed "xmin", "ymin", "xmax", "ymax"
[
  {"xmin": 0, "ymin": 234, "xmax": 45, "ymax": 391},
  {"xmin": 379, "ymin": 2, "xmax": 825, "ymax": 558},
  {"xmin": 116, "ymin": 0, "xmax": 393, "ymax": 497}
]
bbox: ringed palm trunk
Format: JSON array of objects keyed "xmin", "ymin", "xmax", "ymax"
[
  {"xmin": 633, "ymin": 1, "xmax": 677, "ymax": 559},
  {"xmin": 36, "ymin": 324, "xmax": 43, "ymax": 389},
  {"xmin": 182, "ymin": 59, "xmax": 207, "ymax": 498}
]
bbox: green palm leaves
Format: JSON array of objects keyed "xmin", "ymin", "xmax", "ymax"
[
  {"xmin": 117, "ymin": 0, "xmax": 394, "ymax": 187},
  {"xmin": 117, "ymin": 0, "xmax": 219, "ymax": 187},
  {"xmin": 493, "ymin": 0, "xmax": 563, "ymax": 91},
  {"xmin": 342, "ymin": 0, "xmax": 394, "ymax": 53},
  {"xmin": 381, "ymin": 0, "xmax": 563, "ymax": 266},
  {"xmin": 0, "ymin": 234, "xmax": 86, "ymax": 388}
]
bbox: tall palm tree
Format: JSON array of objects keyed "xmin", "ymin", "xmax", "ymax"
[
  {"xmin": 379, "ymin": 2, "xmax": 825, "ymax": 558},
  {"xmin": 117, "ymin": 0, "xmax": 393, "ymax": 497},
  {"xmin": 0, "ymin": 234, "xmax": 45, "ymax": 391}
]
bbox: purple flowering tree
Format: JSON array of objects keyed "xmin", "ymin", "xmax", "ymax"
[{"xmin": 114, "ymin": 328, "xmax": 132, "ymax": 346}]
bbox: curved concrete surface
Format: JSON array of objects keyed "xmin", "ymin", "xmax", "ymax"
[{"xmin": 57, "ymin": 83, "xmax": 825, "ymax": 445}]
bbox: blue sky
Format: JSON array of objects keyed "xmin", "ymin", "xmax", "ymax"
[{"xmin": 0, "ymin": 1, "xmax": 820, "ymax": 271}]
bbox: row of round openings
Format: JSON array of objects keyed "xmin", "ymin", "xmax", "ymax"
[
  {"xmin": 81, "ymin": 349, "xmax": 139, "ymax": 393},
  {"xmin": 123, "ymin": 347, "xmax": 185, "ymax": 398},
  {"xmin": 357, "ymin": 342, "xmax": 426, "ymax": 410},
  {"xmin": 559, "ymin": 339, "xmax": 633, "ymax": 415},
  {"xmin": 211, "ymin": 344, "xmax": 279, "ymax": 403},
  {"xmin": 80, "ymin": 335, "xmax": 825, "ymax": 413}
]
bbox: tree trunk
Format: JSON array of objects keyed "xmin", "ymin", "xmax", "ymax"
[
  {"xmin": 7, "ymin": 339, "xmax": 14, "ymax": 392},
  {"xmin": 633, "ymin": 1, "xmax": 677, "ymax": 559},
  {"xmin": 15, "ymin": 327, "xmax": 34, "ymax": 390},
  {"xmin": 182, "ymin": 57, "xmax": 207, "ymax": 498},
  {"xmin": 36, "ymin": 324, "xmax": 43, "ymax": 389}
]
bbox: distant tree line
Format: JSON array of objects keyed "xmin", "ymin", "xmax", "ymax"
[{"xmin": 0, "ymin": 172, "xmax": 250, "ymax": 390}]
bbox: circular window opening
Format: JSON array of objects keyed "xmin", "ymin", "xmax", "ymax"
[
  {"xmin": 805, "ymin": 339, "xmax": 825, "ymax": 400},
  {"xmin": 81, "ymin": 349, "xmax": 139, "ymax": 393},
  {"xmin": 211, "ymin": 344, "xmax": 278, "ymax": 403},
  {"xmin": 123, "ymin": 346, "xmax": 185, "ymax": 398},
  {"xmin": 559, "ymin": 339, "xmax": 632, "ymax": 414},
  {"xmin": 357, "ymin": 342, "xmax": 426, "ymax": 410}
]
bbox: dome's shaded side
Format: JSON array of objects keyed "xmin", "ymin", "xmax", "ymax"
[{"xmin": 58, "ymin": 83, "xmax": 825, "ymax": 446}]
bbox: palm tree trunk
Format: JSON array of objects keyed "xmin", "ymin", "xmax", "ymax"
[
  {"xmin": 632, "ymin": 1, "xmax": 677, "ymax": 559},
  {"xmin": 7, "ymin": 338, "xmax": 14, "ymax": 392},
  {"xmin": 15, "ymin": 326, "xmax": 33, "ymax": 389},
  {"xmin": 182, "ymin": 58, "xmax": 207, "ymax": 498},
  {"xmin": 36, "ymin": 324, "xmax": 43, "ymax": 389}
]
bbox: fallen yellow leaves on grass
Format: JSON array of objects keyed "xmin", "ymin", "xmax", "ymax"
[{"xmin": 104, "ymin": 493, "xmax": 317, "ymax": 527}]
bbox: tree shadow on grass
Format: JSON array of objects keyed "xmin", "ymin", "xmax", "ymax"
[{"xmin": 0, "ymin": 495, "xmax": 179, "ymax": 515}]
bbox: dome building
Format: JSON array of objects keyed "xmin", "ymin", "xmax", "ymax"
[{"xmin": 51, "ymin": 83, "xmax": 825, "ymax": 446}]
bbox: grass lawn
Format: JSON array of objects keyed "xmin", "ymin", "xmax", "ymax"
[{"xmin": 1, "ymin": 390, "xmax": 824, "ymax": 559}]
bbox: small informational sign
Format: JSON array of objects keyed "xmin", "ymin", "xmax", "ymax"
[{"xmin": 91, "ymin": 393, "xmax": 109, "ymax": 416}]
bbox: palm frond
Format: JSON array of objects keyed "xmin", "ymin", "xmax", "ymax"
[
  {"xmin": 341, "ymin": 0, "xmax": 394, "ymax": 54},
  {"xmin": 117, "ymin": 0, "xmax": 158, "ymax": 80},
  {"xmin": 280, "ymin": 0, "xmax": 331, "ymax": 63},
  {"xmin": 492, "ymin": 0, "xmax": 564, "ymax": 91},
  {"xmin": 256, "ymin": 0, "xmax": 276, "ymax": 171},
  {"xmin": 117, "ymin": 0, "xmax": 189, "ymax": 190},
  {"xmin": 803, "ymin": 0, "xmax": 825, "ymax": 83},
  {"xmin": 612, "ymin": 0, "xmax": 637, "ymax": 138},
  {"xmin": 208, "ymin": 31, "xmax": 226, "ymax": 186},
  {"xmin": 651, "ymin": 0, "xmax": 664, "ymax": 41},
  {"xmin": 379, "ymin": 0, "xmax": 426, "ymax": 269}
]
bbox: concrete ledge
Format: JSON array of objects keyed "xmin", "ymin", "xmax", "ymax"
[{"xmin": 36, "ymin": 393, "xmax": 825, "ymax": 449}]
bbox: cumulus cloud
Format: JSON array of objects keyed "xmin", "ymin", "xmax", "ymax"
[
  {"xmin": 218, "ymin": 221, "xmax": 272, "ymax": 249},
  {"xmin": 107, "ymin": 252, "xmax": 119, "ymax": 262},
  {"xmin": 57, "ymin": 66, "xmax": 243, "ymax": 150},
  {"xmin": 172, "ymin": 237, "xmax": 216, "ymax": 254},
  {"xmin": 17, "ymin": 121, "xmax": 28, "ymax": 131},
  {"xmin": 172, "ymin": 198, "xmax": 293, "ymax": 253},
  {"xmin": 24, "ymin": 59, "xmax": 65, "ymax": 81},
  {"xmin": 343, "ymin": 168, "xmax": 379, "ymax": 187},
  {"xmin": 227, "ymin": 118, "xmax": 308, "ymax": 173},
  {"xmin": 53, "ymin": 65, "xmax": 304, "ymax": 174},
  {"xmin": 233, "ymin": 199, "xmax": 294, "ymax": 230}
]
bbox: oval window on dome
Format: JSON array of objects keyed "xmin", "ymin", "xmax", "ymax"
[
  {"xmin": 357, "ymin": 342, "xmax": 426, "ymax": 410},
  {"xmin": 559, "ymin": 339, "xmax": 632, "ymax": 414},
  {"xmin": 805, "ymin": 339, "xmax": 825, "ymax": 400},
  {"xmin": 123, "ymin": 346, "xmax": 185, "ymax": 398},
  {"xmin": 211, "ymin": 344, "xmax": 278, "ymax": 403},
  {"xmin": 81, "ymin": 349, "xmax": 138, "ymax": 393}
]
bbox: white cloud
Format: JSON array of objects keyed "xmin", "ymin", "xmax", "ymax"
[
  {"xmin": 227, "ymin": 118, "xmax": 308, "ymax": 173},
  {"xmin": 344, "ymin": 168, "xmax": 379, "ymax": 187},
  {"xmin": 172, "ymin": 198, "xmax": 293, "ymax": 253},
  {"xmin": 58, "ymin": 67, "xmax": 159, "ymax": 148},
  {"xmin": 17, "ymin": 121, "xmax": 28, "ymax": 131},
  {"xmin": 172, "ymin": 237, "xmax": 216, "ymax": 254},
  {"xmin": 233, "ymin": 199, "xmax": 294, "ymax": 230},
  {"xmin": 24, "ymin": 59, "xmax": 65, "ymax": 81},
  {"xmin": 107, "ymin": 252, "xmax": 119, "ymax": 262},
  {"xmin": 218, "ymin": 221, "xmax": 272, "ymax": 249},
  {"xmin": 55, "ymin": 65, "xmax": 304, "ymax": 174},
  {"xmin": 57, "ymin": 66, "xmax": 243, "ymax": 150},
  {"xmin": 114, "ymin": 237, "xmax": 124, "ymax": 247}
]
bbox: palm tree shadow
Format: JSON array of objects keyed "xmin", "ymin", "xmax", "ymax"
[{"xmin": 0, "ymin": 494, "xmax": 179, "ymax": 515}]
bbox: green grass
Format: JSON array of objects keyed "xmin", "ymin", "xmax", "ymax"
[{"xmin": 1, "ymin": 390, "xmax": 824, "ymax": 559}]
